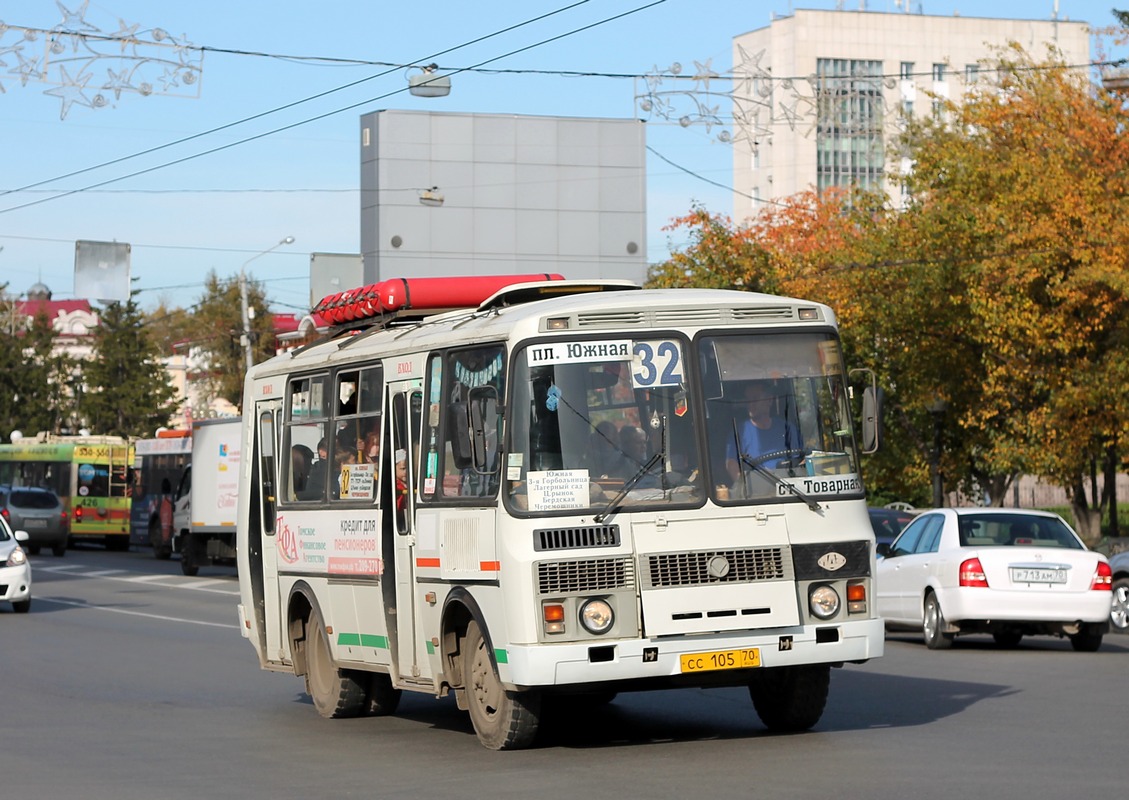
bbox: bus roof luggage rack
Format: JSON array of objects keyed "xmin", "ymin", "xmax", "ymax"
[{"xmin": 475, "ymin": 279, "xmax": 639, "ymax": 312}]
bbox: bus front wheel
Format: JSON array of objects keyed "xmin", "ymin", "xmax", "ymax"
[
  {"xmin": 463, "ymin": 620, "xmax": 540, "ymax": 750},
  {"xmin": 748, "ymin": 664, "xmax": 830, "ymax": 732}
]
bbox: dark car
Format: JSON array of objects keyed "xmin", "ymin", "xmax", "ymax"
[
  {"xmin": 869, "ymin": 506, "xmax": 916, "ymax": 548},
  {"xmin": 0, "ymin": 486, "xmax": 68, "ymax": 556}
]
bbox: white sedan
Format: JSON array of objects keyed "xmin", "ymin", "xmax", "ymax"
[
  {"xmin": 0, "ymin": 514, "xmax": 32, "ymax": 614},
  {"xmin": 876, "ymin": 508, "xmax": 1111, "ymax": 651}
]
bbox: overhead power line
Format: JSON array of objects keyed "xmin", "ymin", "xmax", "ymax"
[
  {"xmin": 0, "ymin": 0, "xmax": 596, "ymax": 201},
  {"xmin": 0, "ymin": 0, "xmax": 665, "ymax": 217}
]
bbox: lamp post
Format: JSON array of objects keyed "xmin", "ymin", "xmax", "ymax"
[
  {"xmin": 240, "ymin": 236, "xmax": 295, "ymax": 372},
  {"xmin": 927, "ymin": 398, "xmax": 947, "ymax": 507}
]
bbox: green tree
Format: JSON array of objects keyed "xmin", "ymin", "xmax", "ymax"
[
  {"xmin": 82, "ymin": 297, "xmax": 178, "ymax": 438},
  {"xmin": 187, "ymin": 270, "xmax": 273, "ymax": 410},
  {"xmin": 21, "ymin": 310, "xmax": 78, "ymax": 435}
]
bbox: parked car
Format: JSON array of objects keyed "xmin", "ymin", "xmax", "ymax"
[
  {"xmin": 876, "ymin": 508, "xmax": 1111, "ymax": 651},
  {"xmin": 1109, "ymin": 549, "xmax": 1129, "ymax": 632},
  {"xmin": 0, "ymin": 486, "xmax": 68, "ymax": 556},
  {"xmin": 869, "ymin": 506, "xmax": 916, "ymax": 548},
  {"xmin": 0, "ymin": 514, "xmax": 32, "ymax": 613}
]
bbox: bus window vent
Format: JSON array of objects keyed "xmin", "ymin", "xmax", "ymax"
[
  {"xmin": 533, "ymin": 524, "xmax": 620, "ymax": 551},
  {"xmin": 537, "ymin": 557, "xmax": 634, "ymax": 594},
  {"xmin": 575, "ymin": 311, "xmax": 646, "ymax": 328},
  {"xmin": 731, "ymin": 307, "xmax": 797, "ymax": 322}
]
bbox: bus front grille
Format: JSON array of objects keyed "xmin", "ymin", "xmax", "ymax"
[
  {"xmin": 537, "ymin": 557, "xmax": 635, "ymax": 595},
  {"xmin": 643, "ymin": 547, "xmax": 790, "ymax": 589}
]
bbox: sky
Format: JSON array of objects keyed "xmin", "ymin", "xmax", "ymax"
[{"xmin": 0, "ymin": 0, "xmax": 1124, "ymax": 315}]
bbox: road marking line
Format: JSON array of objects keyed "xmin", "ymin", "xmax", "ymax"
[
  {"xmin": 35, "ymin": 596, "xmax": 238, "ymax": 629},
  {"xmin": 83, "ymin": 570, "xmax": 126, "ymax": 577},
  {"xmin": 179, "ymin": 579, "xmax": 229, "ymax": 590}
]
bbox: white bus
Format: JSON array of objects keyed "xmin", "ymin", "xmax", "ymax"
[{"xmin": 236, "ymin": 275, "xmax": 885, "ymax": 750}]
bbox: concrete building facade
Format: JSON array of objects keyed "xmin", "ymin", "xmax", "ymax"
[
  {"xmin": 359, "ymin": 110, "xmax": 648, "ymax": 286},
  {"xmin": 731, "ymin": 10, "xmax": 1090, "ymax": 219}
]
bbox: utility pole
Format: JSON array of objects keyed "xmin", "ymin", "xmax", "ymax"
[{"xmin": 240, "ymin": 236, "xmax": 295, "ymax": 372}]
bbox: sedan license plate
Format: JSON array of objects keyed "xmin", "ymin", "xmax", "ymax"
[
  {"xmin": 1010, "ymin": 567, "xmax": 1066, "ymax": 584},
  {"xmin": 680, "ymin": 648, "xmax": 761, "ymax": 674}
]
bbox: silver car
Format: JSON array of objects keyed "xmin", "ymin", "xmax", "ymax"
[
  {"xmin": 0, "ymin": 486, "xmax": 68, "ymax": 557},
  {"xmin": 0, "ymin": 514, "xmax": 32, "ymax": 613},
  {"xmin": 1109, "ymin": 549, "xmax": 1129, "ymax": 632}
]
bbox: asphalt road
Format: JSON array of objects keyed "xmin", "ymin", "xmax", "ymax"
[{"xmin": 3, "ymin": 544, "xmax": 1125, "ymax": 800}]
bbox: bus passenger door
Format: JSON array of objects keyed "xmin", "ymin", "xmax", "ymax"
[
  {"xmin": 250, "ymin": 400, "xmax": 286, "ymax": 663},
  {"xmin": 388, "ymin": 386, "xmax": 424, "ymax": 680}
]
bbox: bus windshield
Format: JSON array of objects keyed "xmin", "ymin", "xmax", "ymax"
[
  {"xmin": 506, "ymin": 330, "xmax": 862, "ymax": 515},
  {"xmin": 507, "ymin": 336, "xmax": 702, "ymax": 515},
  {"xmin": 698, "ymin": 331, "xmax": 862, "ymax": 504}
]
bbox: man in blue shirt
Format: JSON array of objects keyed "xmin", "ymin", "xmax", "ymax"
[{"xmin": 725, "ymin": 382, "xmax": 800, "ymax": 484}]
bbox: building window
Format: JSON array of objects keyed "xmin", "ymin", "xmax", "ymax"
[
  {"xmin": 815, "ymin": 58, "xmax": 885, "ymax": 194},
  {"xmin": 900, "ymin": 61, "xmax": 914, "ymax": 80},
  {"xmin": 965, "ymin": 64, "xmax": 980, "ymax": 82},
  {"xmin": 932, "ymin": 63, "xmax": 946, "ymax": 82}
]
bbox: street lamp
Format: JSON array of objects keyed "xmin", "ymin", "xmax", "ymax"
[{"xmin": 240, "ymin": 236, "xmax": 295, "ymax": 372}]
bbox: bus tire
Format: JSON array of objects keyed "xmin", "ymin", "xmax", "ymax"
[
  {"xmin": 748, "ymin": 664, "xmax": 830, "ymax": 733},
  {"xmin": 365, "ymin": 672, "xmax": 402, "ymax": 716},
  {"xmin": 304, "ymin": 610, "xmax": 366, "ymax": 718},
  {"xmin": 149, "ymin": 519, "xmax": 172, "ymax": 560},
  {"xmin": 463, "ymin": 620, "xmax": 540, "ymax": 750}
]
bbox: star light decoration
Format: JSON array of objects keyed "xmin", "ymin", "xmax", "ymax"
[
  {"xmin": 636, "ymin": 46, "xmax": 901, "ymax": 152},
  {"xmin": 0, "ymin": 1, "xmax": 203, "ymax": 120}
]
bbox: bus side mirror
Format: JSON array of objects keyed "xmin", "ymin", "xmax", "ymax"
[
  {"xmin": 468, "ymin": 386, "xmax": 499, "ymax": 472},
  {"xmin": 861, "ymin": 384, "xmax": 883, "ymax": 454},
  {"xmin": 447, "ymin": 399, "xmax": 474, "ymax": 469}
]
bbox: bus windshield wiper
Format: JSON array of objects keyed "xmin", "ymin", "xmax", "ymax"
[
  {"xmin": 595, "ymin": 452, "xmax": 662, "ymax": 523},
  {"xmin": 731, "ymin": 420, "xmax": 820, "ymax": 512}
]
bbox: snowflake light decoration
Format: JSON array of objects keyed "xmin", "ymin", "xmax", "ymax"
[{"xmin": 0, "ymin": 1, "xmax": 203, "ymax": 119}]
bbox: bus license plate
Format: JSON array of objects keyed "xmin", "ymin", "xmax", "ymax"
[{"xmin": 680, "ymin": 648, "xmax": 761, "ymax": 673}]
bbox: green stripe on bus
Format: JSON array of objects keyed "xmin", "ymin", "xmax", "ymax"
[
  {"xmin": 337, "ymin": 633, "xmax": 389, "ymax": 649},
  {"xmin": 494, "ymin": 648, "xmax": 508, "ymax": 664}
]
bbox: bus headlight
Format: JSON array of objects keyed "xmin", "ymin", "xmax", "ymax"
[
  {"xmin": 809, "ymin": 585, "xmax": 840, "ymax": 620},
  {"xmin": 579, "ymin": 598, "xmax": 614, "ymax": 635}
]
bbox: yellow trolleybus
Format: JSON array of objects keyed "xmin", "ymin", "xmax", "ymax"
[
  {"xmin": 236, "ymin": 275, "xmax": 885, "ymax": 749},
  {"xmin": 0, "ymin": 434, "xmax": 133, "ymax": 550}
]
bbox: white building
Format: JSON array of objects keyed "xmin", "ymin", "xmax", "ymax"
[{"xmin": 731, "ymin": 9, "xmax": 1091, "ymax": 218}]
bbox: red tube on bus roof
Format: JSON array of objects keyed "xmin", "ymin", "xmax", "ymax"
[{"xmin": 313, "ymin": 274, "xmax": 564, "ymax": 323}]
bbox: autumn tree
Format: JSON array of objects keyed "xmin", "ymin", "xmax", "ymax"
[{"xmin": 898, "ymin": 44, "xmax": 1129, "ymax": 540}]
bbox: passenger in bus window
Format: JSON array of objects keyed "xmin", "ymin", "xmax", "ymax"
[
  {"xmin": 394, "ymin": 449, "xmax": 408, "ymax": 528},
  {"xmin": 291, "ymin": 444, "xmax": 313, "ymax": 497},
  {"xmin": 610, "ymin": 425, "xmax": 661, "ymax": 488},
  {"xmin": 298, "ymin": 437, "xmax": 328, "ymax": 501},
  {"xmin": 588, "ymin": 421, "xmax": 620, "ymax": 478},
  {"xmin": 363, "ymin": 431, "xmax": 381, "ymax": 469}
]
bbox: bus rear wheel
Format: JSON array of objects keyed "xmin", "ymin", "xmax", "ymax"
[
  {"xmin": 304, "ymin": 610, "xmax": 366, "ymax": 718},
  {"xmin": 463, "ymin": 620, "xmax": 540, "ymax": 750},
  {"xmin": 748, "ymin": 664, "xmax": 830, "ymax": 732}
]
